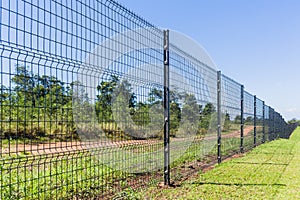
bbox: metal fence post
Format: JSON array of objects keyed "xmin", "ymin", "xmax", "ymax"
[
  {"xmin": 163, "ymin": 30, "xmax": 170, "ymax": 186},
  {"xmin": 262, "ymin": 101, "xmax": 265, "ymax": 143},
  {"xmin": 240, "ymin": 85, "xmax": 244, "ymax": 153},
  {"xmin": 254, "ymin": 95, "xmax": 257, "ymax": 146},
  {"xmin": 217, "ymin": 71, "xmax": 222, "ymax": 164}
]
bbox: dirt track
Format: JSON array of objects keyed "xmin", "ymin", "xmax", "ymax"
[
  {"xmin": 223, "ymin": 126, "xmax": 254, "ymax": 138},
  {"xmin": 202, "ymin": 126, "xmax": 254, "ymax": 140},
  {"xmin": 2, "ymin": 126, "xmax": 254, "ymax": 156}
]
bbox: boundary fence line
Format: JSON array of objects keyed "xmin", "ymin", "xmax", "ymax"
[{"xmin": 0, "ymin": 0, "xmax": 297, "ymax": 199}]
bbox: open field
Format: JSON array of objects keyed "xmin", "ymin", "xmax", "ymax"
[{"xmin": 139, "ymin": 127, "xmax": 300, "ymax": 199}]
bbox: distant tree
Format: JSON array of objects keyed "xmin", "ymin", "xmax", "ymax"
[
  {"xmin": 148, "ymin": 88, "xmax": 162, "ymax": 105},
  {"xmin": 177, "ymin": 93, "xmax": 199, "ymax": 136},
  {"xmin": 169, "ymin": 89, "xmax": 183, "ymax": 136},
  {"xmin": 44, "ymin": 77, "xmax": 67, "ymax": 117},
  {"xmin": 234, "ymin": 115, "xmax": 241, "ymax": 124},
  {"xmin": 0, "ymin": 85, "xmax": 9, "ymax": 103},
  {"xmin": 11, "ymin": 66, "xmax": 37, "ymax": 128},
  {"xmin": 12, "ymin": 66, "xmax": 35, "ymax": 102},
  {"xmin": 111, "ymin": 79, "xmax": 137, "ymax": 120},
  {"xmin": 181, "ymin": 93, "xmax": 199, "ymax": 123},
  {"xmin": 133, "ymin": 87, "xmax": 182, "ymax": 137},
  {"xmin": 131, "ymin": 88, "xmax": 164, "ymax": 138},
  {"xmin": 4, "ymin": 65, "xmax": 76, "ymax": 139},
  {"xmin": 132, "ymin": 102, "xmax": 150, "ymax": 126},
  {"xmin": 288, "ymin": 118, "xmax": 300, "ymax": 124},
  {"xmin": 245, "ymin": 116, "xmax": 253, "ymax": 124},
  {"xmin": 131, "ymin": 88, "xmax": 162, "ymax": 127},
  {"xmin": 96, "ymin": 75, "xmax": 137, "ymax": 137},
  {"xmin": 115, "ymin": 79, "xmax": 136, "ymax": 113},
  {"xmin": 0, "ymin": 85, "xmax": 9, "ymax": 121},
  {"xmin": 223, "ymin": 112, "xmax": 231, "ymax": 131},
  {"xmin": 95, "ymin": 75, "xmax": 119, "ymax": 122},
  {"xmin": 199, "ymin": 102, "xmax": 215, "ymax": 130},
  {"xmin": 202, "ymin": 102, "xmax": 215, "ymax": 116},
  {"xmin": 170, "ymin": 101, "xmax": 181, "ymax": 136}
]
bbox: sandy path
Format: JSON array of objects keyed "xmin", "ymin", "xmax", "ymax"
[{"xmin": 1, "ymin": 126, "xmax": 255, "ymax": 156}]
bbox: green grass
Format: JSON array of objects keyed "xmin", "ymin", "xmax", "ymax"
[
  {"xmin": 140, "ymin": 127, "xmax": 300, "ymax": 199},
  {"xmin": 0, "ymin": 151, "xmax": 130, "ymax": 199},
  {"xmin": 0, "ymin": 138, "xmax": 165, "ymax": 199}
]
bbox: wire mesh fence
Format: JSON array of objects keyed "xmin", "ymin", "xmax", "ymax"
[
  {"xmin": 0, "ymin": 0, "xmax": 297, "ymax": 199},
  {"xmin": 243, "ymin": 91, "xmax": 254, "ymax": 152},
  {"xmin": 220, "ymin": 74, "xmax": 242, "ymax": 158},
  {"xmin": 256, "ymin": 97, "xmax": 264, "ymax": 146}
]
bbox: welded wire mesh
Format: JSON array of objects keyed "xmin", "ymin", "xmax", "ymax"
[
  {"xmin": 220, "ymin": 74, "xmax": 241, "ymax": 157},
  {"xmin": 0, "ymin": 0, "xmax": 164, "ymax": 199},
  {"xmin": 168, "ymin": 43, "xmax": 218, "ymax": 168},
  {"xmin": 264, "ymin": 105, "xmax": 270, "ymax": 141},
  {"xmin": 256, "ymin": 97, "xmax": 264, "ymax": 145},
  {"xmin": 0, "ymin": 0, "xmax": 295, "ymax": 199},
  {"xmin": 243, "ymin": 91, "xmax": 254, "ymax": 151},
  {"xmin": 269, "ymin": 107, "xmax": 276, "ymax": 141}
]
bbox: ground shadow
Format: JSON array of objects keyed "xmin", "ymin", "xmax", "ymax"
[{"xmin": 190, "ymin": 181, "xmax": 286, "ymax": 187}]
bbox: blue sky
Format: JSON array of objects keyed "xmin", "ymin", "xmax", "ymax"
[{"xmin": 116, "ymin": 0, "xmax": 300, "ymax": 120}]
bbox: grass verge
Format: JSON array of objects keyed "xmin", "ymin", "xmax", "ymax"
[{"xmin": 140, "ymin": 127, "xmax": 300, "ymax": 199}]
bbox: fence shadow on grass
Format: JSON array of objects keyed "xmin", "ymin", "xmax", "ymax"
[
  {"xmin": 232, "ymin": 162, "xmax": 288, "ymax": 166},
  {"xmin": 190, "ymin": 181, "xmax": 286, "ymax": 187}
]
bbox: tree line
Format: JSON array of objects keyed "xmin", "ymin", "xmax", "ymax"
[{"xmin": 0, "ymin": 65, "xmax": 227, "ymax": 141}]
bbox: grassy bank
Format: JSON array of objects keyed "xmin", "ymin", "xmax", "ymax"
[{"xmin": 140, "ymin": 127, "xmax": 300, "ymax": 199}]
